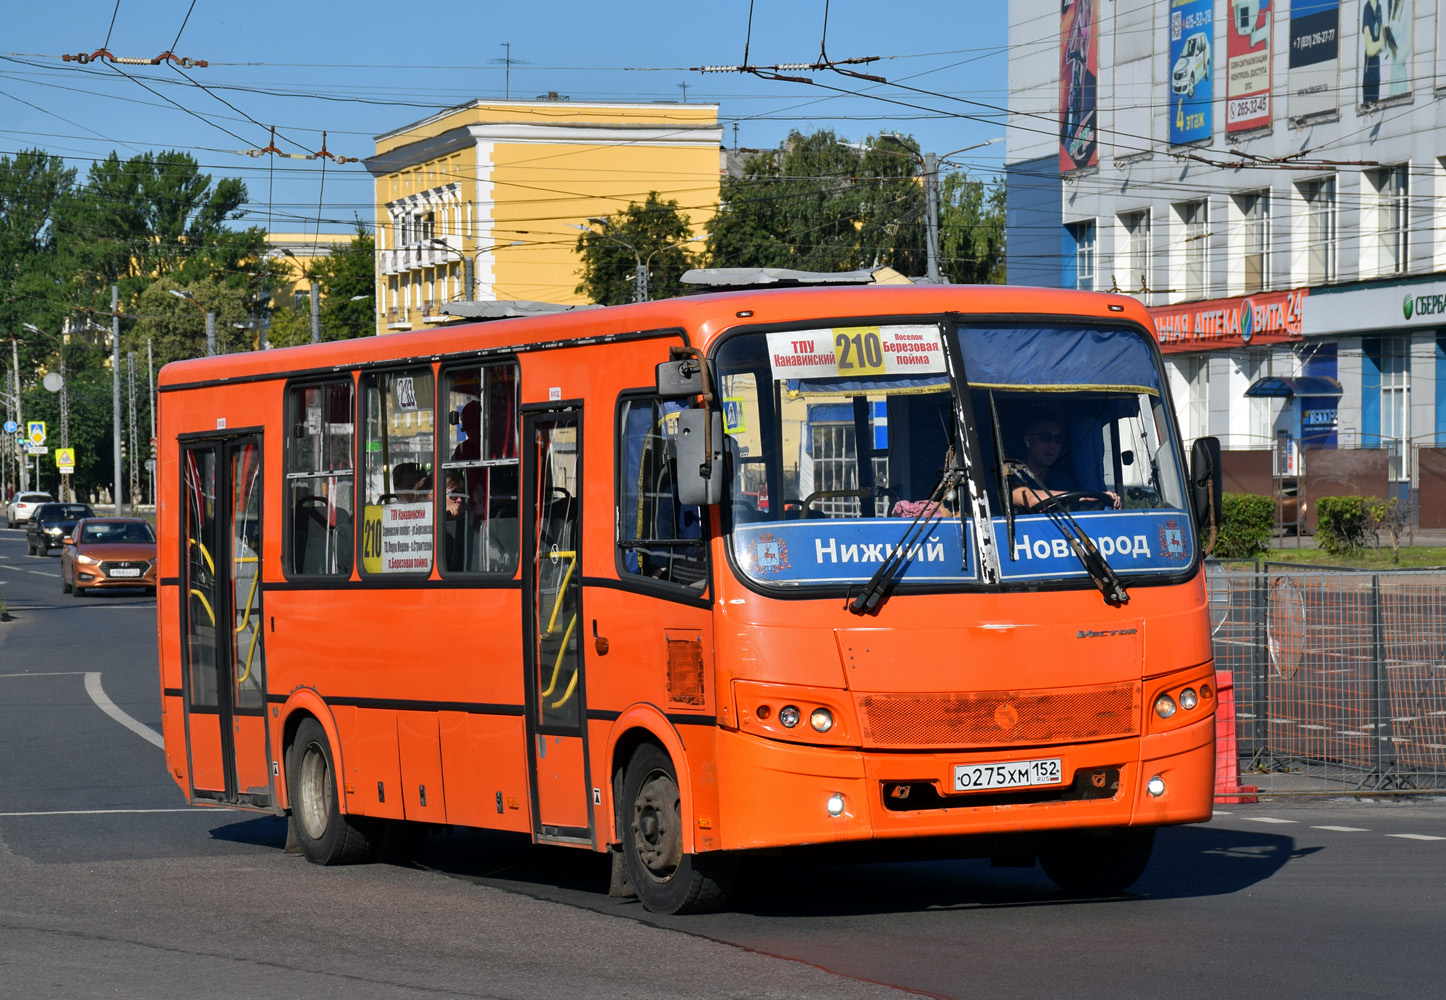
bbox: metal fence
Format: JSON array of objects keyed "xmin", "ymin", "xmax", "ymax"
[{"xmin": 1207, "ymin": 561, "xmax": 1446, "ymax": 796}]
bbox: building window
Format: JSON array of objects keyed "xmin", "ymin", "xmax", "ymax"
[
  {"xmin": 1301, "ymin": 177, "xmax": 1336, "ymax": 284},
  {"xmin": 1375, "ymin": 165, "xmax": 1409, "ymax": 275},
  {"xmin": 1238, "ymin": 191, "xmax": 1270, "ymax": 293},
  {"xmin": 1176, "ymin": 200, "xmax": 1208, "ymax": 300},
  {"xmin": 1118, "ymin": 210, "xmax": 1151, "ymax": 300},
  {"xmin": 1069, "ymin": 220, "xmax": 1095, "ymax": 291},
  {"xmin": 1181, "ymin": 355, "xmax": 1209, "ymax": 443},
  {"xmin": 1379, "ymin": 337, "xmax": 1410, "ymax": 480}
]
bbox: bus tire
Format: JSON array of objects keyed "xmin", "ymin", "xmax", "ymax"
[
  {"xmin": 1039, "ymin": 826, "xmax": 1155, "ymax": 895},
  {"xmin": 288, "ymin": 717, "xmax": 376, "ymax": 865},
  {"xmin": 620, "ymin": 743, "xmax": 735, "ymax": 915}
]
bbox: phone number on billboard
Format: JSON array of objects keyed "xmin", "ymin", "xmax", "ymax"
[{"xmin": 1228, "ymin": 96, "xmax": 1269, "ymax": 123}]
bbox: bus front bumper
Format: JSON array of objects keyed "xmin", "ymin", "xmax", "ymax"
[{"xmin": 712, "ymin": 714, "xmax": 1215, "ymax": 853}]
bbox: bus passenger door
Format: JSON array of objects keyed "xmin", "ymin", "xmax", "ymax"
[
  {"xmin": 522, "ymin": 408, "xmax": 593, "ymax": 844},
  {"xmin": 180, "ymin": 437, "xmax": 272, "ymax": 809}
]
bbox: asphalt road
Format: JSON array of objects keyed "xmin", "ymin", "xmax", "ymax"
[{"xmin": 2, "ymin": 524, "xmax": 1444, "ymax": 999}]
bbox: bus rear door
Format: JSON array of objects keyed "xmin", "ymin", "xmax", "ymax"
[
  {"xmin": 522, "ymin": 407, "xmax": 593, "ymax": 843},
  {"xmin": 179, "ymin": 436, "xmax": 272, "ymax": 808}
]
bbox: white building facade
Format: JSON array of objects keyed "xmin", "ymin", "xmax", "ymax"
[{"xmin": 1006, "ymin": 0, "xmax": 1446, "ymax": 503}]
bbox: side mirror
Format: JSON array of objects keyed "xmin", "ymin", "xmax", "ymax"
[
  {"xmin": 1190, "ymin": 436, "xmax": 1223, "ymax": 533},
  {"xmin": 675, "ymin": 409, "xmax": 724, "ymax": 506},
  {"xmin": 62, "ymin": 536, "xmax": 73, "ymax": 546},
  {"xmin": 655, "ymin": 358, "xmax": 704, "ymax": 399}
]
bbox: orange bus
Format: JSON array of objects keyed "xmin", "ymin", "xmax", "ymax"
[{"xmin": 156, "ymin": 283, "xmax": 1222, "ymax": 913}]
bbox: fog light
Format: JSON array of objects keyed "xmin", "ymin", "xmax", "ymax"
[
  {"xmin": 1147, "ymin": 775, "xmax": 1166, "ymax": 797},
  {"xmin": 826, "ymin": 793, "xmax": 846, "ymax": 817},
  {"xmin": 1179, "ymin": 687, "xmax": 1198, "ymax": 711},
  {"xmin": 756, "ymin": 704, "xmax": 772, "ymax": 721},
  {"xmin": 779, "ymin": 705, "xmax": 800, "ymax": 728},
  {"xmin": 1153, "ymin": 694, "xmax": 1177, "ymax": 719},
  {"xmin": 809, "ymin": 708, "xmax": 834, "ymax": 733}
]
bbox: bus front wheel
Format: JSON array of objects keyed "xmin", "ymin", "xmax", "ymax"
[
  {"xmin": 620, "ymin": 744, "xmax": 735, "ymax": 915},
  {"xmin": 288, "ymin": 717, "xmax": 376, "ymax": 865},
  {"xmin": 1039, "ymin": 826, "xmax": 1155, "ymax": 895}
]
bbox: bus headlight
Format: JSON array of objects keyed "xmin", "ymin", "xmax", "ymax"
[
  {"xmin": 826, "ymin": 793, "xmax": 846, "ymax": 817},
  {"xmin": 1153, "ymin": 694, "xmax": 1177, "ymax": 719},
  {"xmin": 1179, "ymin": 687, "xmax": 1199, "ymax": 711},
  {"xmin": 809, "ymin": 708, "xmax": 834, "ymax": 733},
  {"xmin": 778, "ymin": 705, "xmax": 800, "ymax": 728}
]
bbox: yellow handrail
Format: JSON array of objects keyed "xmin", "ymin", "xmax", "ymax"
[
  {"xmin": 540, "ymin": 612, "xmax": 579, "ymax": 704},
  {"xmin": 541, "ymin": 549, "xmax": 577, "ymax": 638},
  {"xmin": 189, "ymin": 589, "xmax": 215, "ymax": 627},
  {"xmin": 232, "ymin": 555, "xmax": 261, "ymax": 686}
]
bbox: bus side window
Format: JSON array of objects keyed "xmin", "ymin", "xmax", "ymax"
[
  {"xmin": 360, "ymin": 367, "xmax": 436, "ymax": 577},
  {"xmin": 440, "ymin": 361, "xmax": 521, "ymax": 575},
  {"xmin": 285, "ymin": 379, "xmax": 356, "ymax": 576},
  {"xmin": 618, "ymin": 396, "xmax": 708, "ymax": 590}
]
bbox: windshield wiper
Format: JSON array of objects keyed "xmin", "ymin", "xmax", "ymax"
[
  {"xmin": 848, "ymin": 459, "xmax": 964, "ymax": 616},
  {"xmin": 1004, "ymin": 460, "xmax": 1129, "ymax": 606},
  {"xmin": 987, "ymin": 391, "xmax": 1016, "ymax": 559}
]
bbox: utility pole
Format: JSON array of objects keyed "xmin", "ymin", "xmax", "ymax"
[
  {"xmin": 112, "ymin": 284, "xmax": 123, "ymax": 514},
  {"xmin": 12, "ymin": 335, "xmax": 25, "ymax": 493},
  {"xmin": 309, "ymin": 277, "xmax": 322, "ymax": 342},
  {"xmin": 128, "ymin": 352, "xmax": 139, "ymax": 511},
  {"xmin": 923, "ymin": 152, "xmax": 942, "ymax": 284}
]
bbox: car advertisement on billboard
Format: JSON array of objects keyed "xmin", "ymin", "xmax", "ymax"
[
  {"xmin": 1168, "ymin": 0, "xmax": 1214, "ymax": 145},
  {"xmin": 1360, "ymin": 0, "xmax": 1412, "ymax": 105},
  {"xmin": 1227, "ymin": 1, "xmax": 1272, "ymax": 132},
  {"xmin": 1060, "ymin": 0, "xmax": 1098, "ymax": 172},
  {"xmin": 1289, "ymin": 0, "xmax": 1339, "ymax": 120}
]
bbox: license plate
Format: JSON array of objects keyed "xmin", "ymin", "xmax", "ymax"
[
  {"xmin": 953, "ymin": 757, "xmax": 1062, "ymax": 792},
  {"xmin": 108, "ymin": 568, "xmax": 142, "ymax": 578}
]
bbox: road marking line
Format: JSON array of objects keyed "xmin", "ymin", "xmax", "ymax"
[
  {"xmin": 1312, "ymin": 825, "xmax": 1369, "ymax": 832},
  {"xmin": 1386, "ymin": 833, "xmax": 1446, "ymax": 842},
  {"xmin": 0, "ymin": 671, "xmax": 89, "ymax": 679},
  {"xmin": 0, "ymin": 808, "xmax": 230, "ymax": 817},
  {"xmin": 25, "ymin": 570, "xmax": 52, "ymax": 578},
  {"xmin": 1244, "ymin": 817, "xmax": 1298, "ymax": 824},
  {"xmin": 84, "ymin": 672, "xmax": 163, "ymax": 748}
]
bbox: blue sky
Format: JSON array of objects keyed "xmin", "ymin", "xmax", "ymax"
[{"xmin": 3, "ymin": 1, "xmax": 1009, "ymax": 236}]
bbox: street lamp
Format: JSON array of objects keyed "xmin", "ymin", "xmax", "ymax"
[
  {"xmin": 572, "ymin": 220, "xmax": 705, "ymax": 302},
  {"xmin": 169, "ymin": 289, "xmax": 216, "ymax": 356},
  {"xmin": 876, "ymin": 135, "xmax": 1003, "ymax": 283},
  {"xmin": 428, "ymin": 238, "xmax": 526, "ymax": 302}
]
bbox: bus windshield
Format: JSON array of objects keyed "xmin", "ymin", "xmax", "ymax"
[{"xmin": 715, "ymin": 319, "xmax": 1192, "ymax": 591}]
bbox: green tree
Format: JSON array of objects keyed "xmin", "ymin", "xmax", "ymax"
[
  {"xmin": 706, "ymin": 130, "xmax": 926, "ymax": 275},
  {"xmin": 0, "ymin": 149, "xmax": 85, "ymax": 373},
  {"xmin": 128, "ymin": 281, "xmax": 257, "ymax": 370},
  {"xmin": 575, "ymin": 192, "xmax": 700, "ymax": 305},
  {"xmin": 71, "ymin": 150, "xmax": 253, "ymax": 302},
  {"xmin": 938, "ymin": 173, "xmax": 1006, "ymax": 284},
  {"xmin": 310, "ymin": 225, "xmax": 377, "ymax": 340}
]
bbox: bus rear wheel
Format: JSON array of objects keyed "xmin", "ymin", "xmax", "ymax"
[
  {"xmin": 1039, "ymin": 826, "xmax": 1155, "ymax": 895},
  {"xmin": 288, "ymin": 717, "xmax": 376, "ymax": 865},
  {"xmin": 620, "ymin": 744, "xmax": 735, "ymax": 915}
]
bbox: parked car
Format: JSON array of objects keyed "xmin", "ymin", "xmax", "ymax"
[
  {"xmin": 6, "ymin": 490, "xmax": 53, "ymax": 528},
  {"xmin": 60, "ymin": 517, "xmax": 158, "ymax": 596},
  {"xmin": 1171, "ymin": 32, "xmax": 1211, "ymax": 97},
  {"xmin": 26, "ymin": 502, "xmax": 96, "ymax": 555}
]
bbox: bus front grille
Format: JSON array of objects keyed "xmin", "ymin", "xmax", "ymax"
[{"xmin": 857, "ymin": 683, "xmax": 1139, "ymax": 748}]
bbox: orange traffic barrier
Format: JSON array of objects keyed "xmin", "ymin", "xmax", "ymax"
[{"xmin": 1214, "ymin": 668, "xmax": 1258, "ymax": 804}]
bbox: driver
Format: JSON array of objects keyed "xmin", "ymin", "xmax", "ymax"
[{"xmin": 1011, "ymin": 415, "xmax": 1120, "ymax": 511}]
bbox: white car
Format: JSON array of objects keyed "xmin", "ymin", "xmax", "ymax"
[
  {"xmin": 1172, "ymin": 32, "xmax": 1211, "ymax": 98},
  {"xmin": 6, "ymin": 491, "xmax": 54, "ymax": 528}
]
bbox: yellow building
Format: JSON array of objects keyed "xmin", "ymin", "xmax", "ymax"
[{"xmin": 364, "ymin": 99, "xmax": 722, "ymax": 335}]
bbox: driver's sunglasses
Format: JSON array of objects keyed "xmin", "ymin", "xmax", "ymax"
[{"xmin": 1031, "ymin": 431, "xmax": 1066, "ymax": 444}]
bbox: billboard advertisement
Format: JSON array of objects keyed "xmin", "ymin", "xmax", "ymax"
[
  {"xmin": 1289, "ymin": 0, "xmax": 1339, "ymax": 119},
  {"xmin": 1360, "ymin": 0, "xmax": 1412, "ymax": 104},
  {"xmin": 1168, "ymin": 0, "xmax": 1214, "ymax": 145},
  {"xmin": 1060, "ymin": 0, "xmax": 1098, "ymax": 172},
  {"xmin": 1227, "ymin": 1, "xmax": 1272, "ymax": 132}
]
